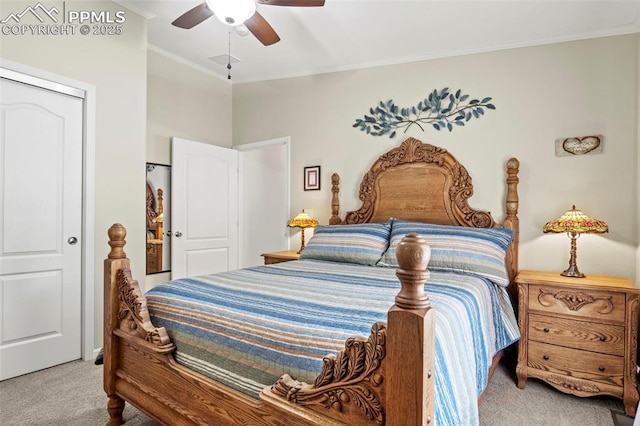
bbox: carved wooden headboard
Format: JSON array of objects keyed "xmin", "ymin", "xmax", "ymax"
[{"xmin": 329, "ymin": 137, "xmax": 520, "ymax": 285}]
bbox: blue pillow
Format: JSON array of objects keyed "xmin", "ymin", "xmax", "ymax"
[
  {"xmin": 377, "ymin": 219, "xmax": 512, "ymax": 286},
  {"xmin": 300, "ymin": 222, "xmax": 391, "ymax": 266}
]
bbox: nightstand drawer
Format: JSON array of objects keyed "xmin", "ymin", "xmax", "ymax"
[
  {"xmin": 528, "ymin": 314, "xmax": 624, "ymax": 356},
  {"xmin": 528, "ymin": 341, "xmax": 624, "ymax": 388},
  {"xmin": 528, "ymin": 284, "xmax": 625, "ymax": 323}
]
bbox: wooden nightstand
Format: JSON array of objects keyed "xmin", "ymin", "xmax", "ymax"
[
  {"xmin": 261, "ymin": 250, "xmax": 300, "ymax": 265},
  {"xmin": 146, "ymin": 239, "xmax": 163, "ymax": 274},
  {"xmin": 515, "ymin": 270, "xmax": 640, "ymax": 416}
]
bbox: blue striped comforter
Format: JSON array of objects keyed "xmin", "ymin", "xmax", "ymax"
[{"xmin": 146, "ymin": 259, "xmax": 519, "ymax": 425}]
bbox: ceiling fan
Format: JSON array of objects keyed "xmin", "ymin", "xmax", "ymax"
[{"xmin": 172, "ymin": 0, "xmax": 325, "ymax": 46}]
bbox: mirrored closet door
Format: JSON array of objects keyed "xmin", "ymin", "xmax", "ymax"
[{"xmin": 146, "ymin": 163, "xmax": 171, "ymax": 274}]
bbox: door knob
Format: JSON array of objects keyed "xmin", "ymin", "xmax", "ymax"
[
  {"xmin": 68, "ymin": 236, "xmax": 78, "ymax": 245},
  {"xmin": 174, "ymin": 231, "xmax": 182, "ymax": 238}
]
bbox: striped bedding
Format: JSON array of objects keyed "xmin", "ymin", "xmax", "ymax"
[{"xmin": 146, "ymin": 259, "xmax": 519, "ymax": 425}]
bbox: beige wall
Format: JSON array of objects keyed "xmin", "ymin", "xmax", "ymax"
[
  {"xmin": 145, "ymin": 49, "xmax": 232, "ymax": 288},
  {"xmin": 146, "ymin": 48, "xmax": 232, "ymax": 163},
  {"xmin": 0, "ymin": 1, "xmax": 147, "ymax": 350},
  {"xmin": 637, "ymin": 33, "xmax": 640, "ymax": 286},
  {"xmin": 233, "ymin": 35, "xmax": 639, "ymax": 283}
]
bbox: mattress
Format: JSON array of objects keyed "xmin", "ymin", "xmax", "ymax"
[{"xmin": 146, "ymin": 259, "xmax": 519, "ymax": 425}]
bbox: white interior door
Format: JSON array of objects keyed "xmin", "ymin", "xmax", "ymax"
[
  {"xmin": 0, "ymin": 76, "xmax": 83, "ymax": 380},
  {"xmin": 172, "ymin": 137, "xmax": 239, "ymax": 279},
  {"xmin": 237, "ymin": 138, "xmax": 290, "ymax": 268}
]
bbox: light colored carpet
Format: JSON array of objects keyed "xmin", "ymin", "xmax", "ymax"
[
  {"xmin": 0, "ymin": 359, "xmax": 157, "ymax": 426},
  {"xmin": 0, "ymin": 357, "xmax": 631, "ymax": 425}
]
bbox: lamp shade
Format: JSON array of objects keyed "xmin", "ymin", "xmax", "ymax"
[
  {"xmin": 542, "ymin": 205, "xmax": 608, "ymax": 278},
  {"xmin": 542, "ymin": 205, "xmax": 608, "ymax": 235},
  {"xmin": 288, "ymin": 211, "xmax": 318, "ymax": 254},
  {"xmin": 288, "ymin": 211, "xmax": 319, "ymax": 229},
  {"xmin": 207, "ymin": 0, "xmax": 256, "ymax": 26}
]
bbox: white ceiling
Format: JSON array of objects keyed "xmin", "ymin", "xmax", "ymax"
[{"xmin": 117, "ymin": 0, "xmax": 640, "ymax": 83}]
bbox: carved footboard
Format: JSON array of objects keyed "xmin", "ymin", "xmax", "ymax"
[{"xmin": 104, "ymin": 224, "xmax": 435, "ymax": 426}]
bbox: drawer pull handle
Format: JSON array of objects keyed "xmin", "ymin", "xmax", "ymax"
[
  {"xmin": 599, "ymin": 366, "xmax": 605, "ymax": 372},
  {"xmin": 543, "ymin": 355, "xmax": 549, "ymax": 361},
  {"xmin": 543, "ymin": 328, "xmax": 550, "ymax": 333},
  {"xmin": 599, "ymin": 336, "xmax": 606, "ymax": 342}
]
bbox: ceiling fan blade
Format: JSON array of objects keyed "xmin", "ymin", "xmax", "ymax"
[
  {"xmin": 256, "ymin": 0, "xmax": 325, "ymax": 6},
  {"xmin": 245, "ymin": 11, "xmax": 281, "ymax": 46},
  {"xmin": 172, "ymin": 3, "xmax": 214, "ymax": 29}
]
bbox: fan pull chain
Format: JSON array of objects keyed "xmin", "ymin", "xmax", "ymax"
[{"xmin": 227, "ymin": 32, "xmax": 232, "ymax": 80}]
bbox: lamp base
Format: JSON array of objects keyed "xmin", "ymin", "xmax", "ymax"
[
  {"xmin": 297, "ymin": 228, "xmax": 306, "ymax": 255},
  {"xmin": 561, "ymin": 233, "xmax": 585, "ymax": 278},
  {"xmin": 560, "ymin": 266, "xmax": 585, "ymax": 278}
]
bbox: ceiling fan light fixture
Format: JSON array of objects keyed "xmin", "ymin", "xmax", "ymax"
[{"xmin": 206, "ymin": 0, "xmax": 256, "ymax": 26}]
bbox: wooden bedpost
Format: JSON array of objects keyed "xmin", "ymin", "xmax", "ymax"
[
  {"xmin": 103, "ymin": 224, "xmax": 174, "ymax": 426},
  {"xmin": 156, "ymin": 188, "xmax": 164, "ymax": 238},
  {"xmin": 329, "ymin": 173, "xmax": 342, "ymax": 224},
  {"xmin": 503, "ymin": 158, "xmax": 520, "ymax": 298},
  {"xmin": 265, "ymin": 233, "xmax": 436, "ymax": 425},
  {"xmin": 103, "ymin": 224, "xmax": 129, "ymax": 425},
  {"xmin": 386, "ymin": 233, "xmax": 436, "ymax": 426}
]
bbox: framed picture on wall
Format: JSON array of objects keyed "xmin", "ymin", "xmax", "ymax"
[{"xmin": 304, "ymin": 166, "xmax": 321, "ymax": 191}]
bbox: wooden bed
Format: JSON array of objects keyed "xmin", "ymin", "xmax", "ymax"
[{"xmin": 103, "ymin": 137, "xmax": 520, "ymax": 425}]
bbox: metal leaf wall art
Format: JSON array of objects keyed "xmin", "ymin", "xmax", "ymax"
[{"xmin": 353, "ymin": 88, "xmax": 496, "ymax": 138}]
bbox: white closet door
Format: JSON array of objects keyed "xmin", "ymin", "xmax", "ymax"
[{"xmin": 0, "ymin": 77, "xmax": 83, "ymax": 380}]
